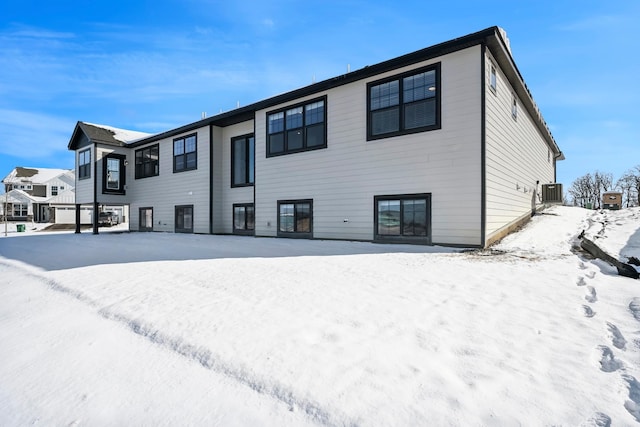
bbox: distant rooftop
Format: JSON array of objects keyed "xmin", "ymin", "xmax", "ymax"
[{"xmin": 2, "ymin": 167, "xmax": 73, "ymax": 184}]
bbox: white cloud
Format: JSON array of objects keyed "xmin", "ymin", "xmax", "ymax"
[
  {"xmin": 0, "ymin": 110, "xmax": 74, "ymax": 159},
  {"xmin": 557, "ymin": 15, "xmax": 626, "ymax": 32},
  {"xmin": 7, "ymin": 25, "xmax": 75, "ymax": 40},
  {"xmin": 262, "ymin": 18, "xmax": 275, "ymax": 29}
]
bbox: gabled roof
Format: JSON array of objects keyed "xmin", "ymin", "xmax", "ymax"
[
  {"xmin": 67, "ymin": 121, "xmax": 153, "ymax": 150},
  {"xmin": 2, "ymin": 167, "xmax": 73, "ymax": 185},
  {"xmin": 4, "ymin": 189, "xmax": 37, "ymax": 203}
]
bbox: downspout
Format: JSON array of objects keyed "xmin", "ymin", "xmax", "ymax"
[
  {"xmin": 253, "ymin": 119, "xmax": 257, "ymax": 238},
  {"xmin": 480, "ymin": 44, "xmax": 487, "ymax": 248},
  {"xmin": 75, "ymin": 150, "xmax": 81, "ymax": 233},
  {"xmin": 553, "ymin": 152, "xmax": 563, "ymax": 183},
  {"xmin": 93, "ymin": 143, "xmax": 99, "ymax": 235},
  {"xmin": 209, "ymin": 124, "xmax": 214, "ymax": 234}
]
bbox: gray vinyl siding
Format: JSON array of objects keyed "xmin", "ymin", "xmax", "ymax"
[
  {"xmin": 128, "ymin": 127, "xmax": 211, "ymax": 233},
  {"xmin": 74, "ymin": 145, "xmax": 94, "ymax": 205},
  {"xmin": 219, "ymin": 121, "xmax": 255, "ymax": 234},
  {"xmin": 484, "ymin": 51, "xmax": 555, "ymax": 240},
  {"xmin": 95, "ymin": 145, "xmax": 131, "ymax": 205},
  {"xmin": 254, "ymin": 46, "xmax": 483, "ymax": 246},
  {"xmin": 211, "ymin": 125, "xmax": 223, "ymax": 233}
]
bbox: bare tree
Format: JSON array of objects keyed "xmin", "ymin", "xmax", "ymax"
[
  {"xmin": 633, "ymin": 166, "xmax": 640, "ymax": 206},
  {"xmin": 571, "ymin": 167, "xmax": 640, "ymax": 209},
  {"xmin": 593, "ymin": 171, "xmax": 613, "ymax": 209},
  {"xmin": 616, "ymin": 172, "xmax": 638, "ymax": 208},
  {"xmin": 569, "ymin": 173, "xmax": 595, "ymax": 208}
]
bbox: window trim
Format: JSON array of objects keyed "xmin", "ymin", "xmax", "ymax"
[
  {"xmin": 374, "ymin": 193, "xmax": 432, "ymax": 244},
  {"xmin": 277, "ymin": 199, "xmax": 313, "ymax": 239},
  {"xmin": 232, "ymin": 203, "xmax": 255, "ymax": 235},
  {"xmin": 78, "ymin": 149, "xmax": 91, "ymax": 180},
  {"xmin": 139, "ymin": 207, "xmax": 154, "ymax": 232},
  {"xmin": 13, "ymin": 203, "xmax": 28, "ymax": 217},
  {"xmin": 266, "ymin": 96, "xmax": 327, "ymax": 157},
  {"xmin": 173, "ymin": 133, "xmax": 198, "ymax": 173},
  {"xmin": 175, "ymin": 205, "xmax": 194, "ymax": 233},
  {"xmin": 51, "ymin": 186, "xmax": 58, "ymax": 196},
  {"xmin": 367, "ymin": 63, "xmax": 441, "ymax": 141},
  {"xmin": 231, "ymin": 134, "xmax": 255, "ymax": 188},
  {"xmin": 511, "ymin": 94, "xmax": 518, "ymax": 120},
  {"xmin": 102, "ymin": 153, "xmax": 126, "ymax": 195},
  {"xmin": 135, "ymin": 144, "xmax": 159, "ymax": 179},
  {"xmin": 489, "ymin": 64, "xmax": 497, "ymax": 94}
]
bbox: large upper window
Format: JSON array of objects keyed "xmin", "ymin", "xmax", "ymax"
[
  {"xmin": 78, "ymin": 149, "xmax": 91, "ymax": 180},
  {"xmin": 136, "ymin": 144, "xmax": 159, "ymax": 179},
  {"xmin": 231, "ymin": 134, "xmax": 255, "ymax": 187},
  {"xmin": 102, "ymin": 154, "xmax": 126, "ymax": 195},
  {"xmin": 278, "ymin": 199, "xmax": 312, "ymax": 238},
  {"xmin": 367, "ymin": 64, "xmax": 440, "ymax": 140},
  {"xmin": 174, "ymin": 134, "xmax": 197, "ymax": 172},
  {"xmin": 267, "ymin": 97, "xmax": 326, "ymax": 157},
  {"xmin": 374, "ymin": 194, "xmax": 431, "ymax": 243}
]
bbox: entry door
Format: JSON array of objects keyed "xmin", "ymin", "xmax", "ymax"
[
  {"xmin": 139, "ymin": 207, "xmax": 153, "ymax": 231},
  {"xmin": 175, "ymin": 205, "xmax": 193, "ymax": 233}
]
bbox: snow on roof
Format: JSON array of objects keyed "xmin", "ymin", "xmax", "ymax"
[
  {"xmin": 4, "ymin": 188, "xmax": 37, "ymax": 203},
  {"xmin": 2, "ymin": 167, "xmax": 73, "ymax": 184},
  {"xmin": 497, "ymin": 26, "xmax": 512, "ymax": 54},
  {"xmin": 83, "ymin": 122, "xmax": 153, "ymax": 144}
]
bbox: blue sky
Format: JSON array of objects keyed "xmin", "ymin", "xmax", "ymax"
[{"xmin": 1, "ymin": 0, "xmax": 638, "ymax": 193}]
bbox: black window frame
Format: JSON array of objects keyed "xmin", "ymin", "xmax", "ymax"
[
  {"xmin": 139, "ymin": 207, "xmax": 154, "ymax": 232},
  {"xmin": 51, "ymin": 185, "xmax": 58, "ymax": 196},
  {"xmin": 13, "ymin": 203, "xmax": 28, "ymax": 217},
  {"xmin": 277, "ymin": 199, "xmax": 313, "ymax": 239},
  {"xmin": 175, "ymin": 205, "xmax": 194, "ymax": 233},
  {"xmin": 367, "ymin": 63, "xmax": 441, "ymax": 141},
  {"xmin": 173, "ymin": 134, "xmax": 198, "ymax": 173},
  {"xmin": 266, "ymin": 96, "xmax": 327, "ymax": 157},
  {"xmin": 78, "ymin": 149, "xmax": 91, "ymax": 180},
  {"xmin": 232, "ymin": 203, "xmax": 255, "ymax": 235},
  {"xmin": 511, "ymin": 94, "xmax": 518, "ymax": 120},
  {"xmin": 374, "ymin": 193, "xmax": 431, "ymax": 244},
  {"xmin": 135, "ymin": 144, "xmax": 159, "ymax": 179},
  {"xmin": 231, "ymin": 134, "xmax": 255, "ymax": 187},
  {"xmin": 102, "ymin": 153, "xmax": 126, "ymax": 195}
]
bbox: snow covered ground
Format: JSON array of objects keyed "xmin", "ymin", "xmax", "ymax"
[{"xmin": 0, "ymin": 205, "xmax": 639, "ymax": 426}]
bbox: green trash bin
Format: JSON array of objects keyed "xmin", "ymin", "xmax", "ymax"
[{"xmin": 16, "ymin": 224, "xmax": 25, "ymax": 232}]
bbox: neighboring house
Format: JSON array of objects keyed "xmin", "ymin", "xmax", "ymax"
[
  {"xmin": 67, "ymin": 26, "xmax": 563, "ymax": 247},
  {"xmin": 1, "ymin": 167, "xmax": 75, "ymax": 222},
  {"xmin": 602, "ymin": 192, "xmax": 622, "ymax": 210}
]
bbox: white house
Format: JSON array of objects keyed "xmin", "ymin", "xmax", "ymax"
[
  {"xmin": 1, "ymin": 167, "xmax": 75, "ymax": 222},
  {"xmin": 67, "ymin": 26, "xmax": 563, "ymax": 247}
]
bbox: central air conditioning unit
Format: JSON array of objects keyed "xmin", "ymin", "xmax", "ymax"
[{"xmin": 542, "ymin": 183, "xmax": 563, "ymax": 204}]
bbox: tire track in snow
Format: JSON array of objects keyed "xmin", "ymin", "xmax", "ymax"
[{"xmin": 0, "ymin": 260, "xmax": 355, "ymax": 427}]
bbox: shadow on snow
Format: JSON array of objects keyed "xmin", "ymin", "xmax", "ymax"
[{"xmin": 0, "ymin": 232, "xmax": 460, "ymax": 271}]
